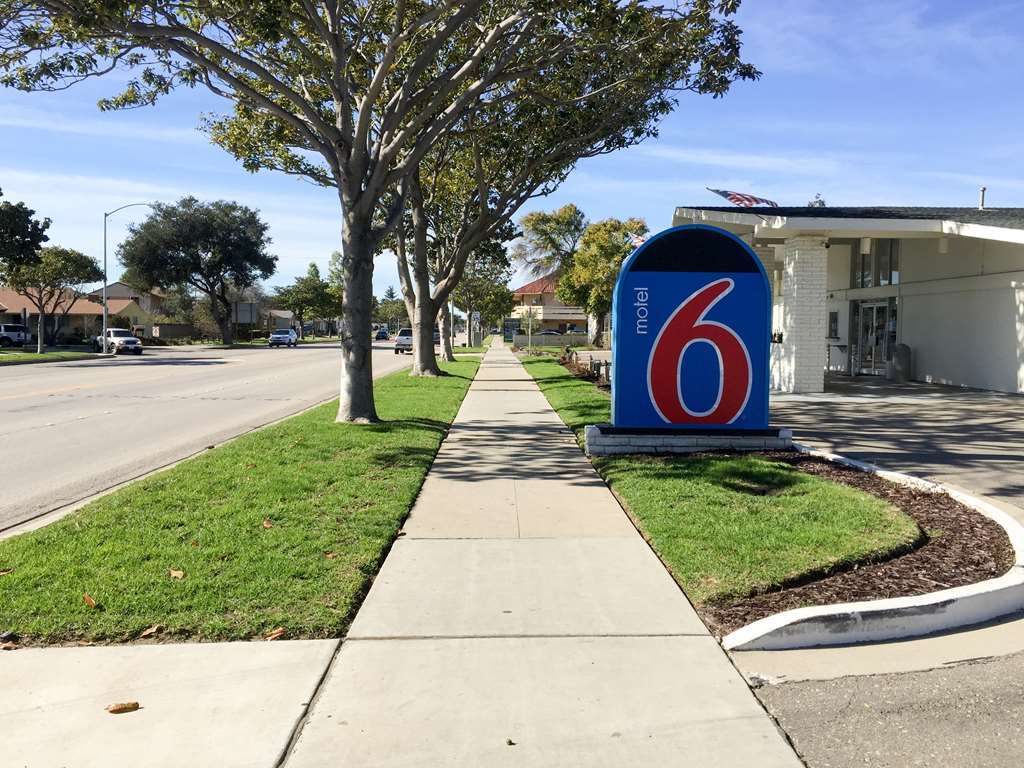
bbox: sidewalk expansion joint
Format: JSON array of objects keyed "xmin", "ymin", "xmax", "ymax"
[{"xmin": 342, "ymin": 632, "xmax": 710, "ymax": 642}]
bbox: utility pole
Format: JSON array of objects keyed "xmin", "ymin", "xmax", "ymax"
[{"xmin": 102, "ymin": 202, "xmax": 152, "ymax": 352}]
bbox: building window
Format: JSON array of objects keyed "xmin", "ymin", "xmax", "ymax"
[
  {"xmin": 857, "ymin": 252, "xmax": 872, "ymax": 288},
  {"xmin": 827, "ymin": 311, "xmax": 839, "ymax": 339}
]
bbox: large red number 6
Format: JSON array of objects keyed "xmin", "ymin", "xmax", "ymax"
[{"xmin": 647, "ymin": 278, "xmax": 752, "ymax": 425}]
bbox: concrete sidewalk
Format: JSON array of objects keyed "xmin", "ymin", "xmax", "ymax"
[{"xmin": 285, "ymin": 340, "xmax": 800, "ymax": 766}]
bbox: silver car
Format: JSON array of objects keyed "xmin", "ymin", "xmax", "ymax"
[
  {"xmin": 268, "ymin": 328, "xmax": 298, "ymax": 348},
  {"xmin": 394, "ymin": 328, "xmax": 413, "ymax": 354}
]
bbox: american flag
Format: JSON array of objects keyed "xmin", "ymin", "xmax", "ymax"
[{"xmin": 707, "ymin": 188, "xmax": 779, "ymax": 208}]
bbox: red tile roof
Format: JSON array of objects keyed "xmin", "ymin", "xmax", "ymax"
[
  {"xmin": 0, "ymin": 288, "xmax": 140, "ymax": 316},
  {"xmin": 510, "ymin": 272, "xmax": 559, "ymax": 296}
]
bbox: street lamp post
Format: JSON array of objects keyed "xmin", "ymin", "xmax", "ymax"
[{"xmin": 102, "ymin": 203, "xmax": 152, "ymax": 352}]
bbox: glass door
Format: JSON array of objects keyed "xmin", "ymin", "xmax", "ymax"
[{"xmin": 857, "ymin": 302, "xmax": 889, "ymax": 375}]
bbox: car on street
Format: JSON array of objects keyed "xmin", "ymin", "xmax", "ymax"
[
  {"xmin": 0, "ymin": 323, "xmax": 29, "ymax": 347},
  {"xmin": 393, "ymin": 328, "xmax": 441, "ymax": 354},
  {"xmin": 268, "ymin": 328, "xmax": 298, "ymax": 347},
  {"xmin": 95, "ymin": 328, "xmax": 143, "ymax": 354},
  {"xmin": 375, "ymin": 328, "xmax": 390, "ymax": 340},
  {"xmin": 394, "ymin": 328, "xmax": 413, "ymax": 354}
]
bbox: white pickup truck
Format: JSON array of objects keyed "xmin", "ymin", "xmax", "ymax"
[{"xmin": 94, "ymin": 328, "xmax": 143, "ymax": 354}]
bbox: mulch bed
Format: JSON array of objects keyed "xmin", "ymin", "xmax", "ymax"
[{"xmin": 701, "ymin": 451, "xmax": 1015, "ymax": 637}]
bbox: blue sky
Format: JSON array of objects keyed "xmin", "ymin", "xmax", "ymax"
[{"xmin": 1, "ymin": 0, "xmax": 1022, "ymax": 296}]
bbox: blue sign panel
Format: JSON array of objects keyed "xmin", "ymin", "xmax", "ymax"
[{"xmin": 611, "ymin": 225, "xmax": 771, "ymax": 430}]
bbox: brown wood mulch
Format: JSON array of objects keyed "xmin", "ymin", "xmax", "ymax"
[{"xmin": 701, "ymin": 451, "xmax": 1015, "ymax": 637}]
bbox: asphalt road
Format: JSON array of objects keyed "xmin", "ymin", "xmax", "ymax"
[
  {"xmin": 757, "ymin": 650, "xmax": 1024, "ymax": 768},
  {"xmin": 0, "ymin": 341, "xmax": 410, "ymax": 532}
]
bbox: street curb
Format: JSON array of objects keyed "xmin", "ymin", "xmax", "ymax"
[{"xmin": 722, "ymin": 444, "xmax": 1024, "ymax": 651}]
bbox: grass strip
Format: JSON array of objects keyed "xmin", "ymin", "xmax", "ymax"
[
  {"xmin": 0, "ymin": 351, "xmax": 98, "ymax": 366},
  {"xmin": 522, "ymin": 356, "xmax": 919, "ymax": 605},
  {"xmin": 0, "ymin": 360, "xmax": 478, "ymax": 643}
]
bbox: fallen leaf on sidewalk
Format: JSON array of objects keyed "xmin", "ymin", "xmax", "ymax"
[
  {"xmin": 262, "ymin": 518, "xmax": 273, "ymax": 529},
  {"xmin": 139, "ymin": 624, "xmax": 161, "ymax": 638},
  {"xmin": 168, "ymin": 569, "xmax": 185, "ymax": 580},
  {"xmin": 264, "ymin": 627, "xmax": 286, "ymax": 641},
  {"xmin": 83, "ymin": 593, "xmax": 97, "ymax": 609},
  {"xmin": 1, "ymin": 642, "xmax": 18, "ymax": 651},
  {"xmin": 0, "ymin": 568, "xmax": 13, "ymax": 576},
  {"xmin": 324, "ymin": 552, "xmax": 337, "ymax": 559},
  {"xmin": 106, "ymin": 702, "xmax": 140, "ymax": 714},
  {"xmin": 506, "ymin": 738, "xmax": 516, "ymax": 746}
]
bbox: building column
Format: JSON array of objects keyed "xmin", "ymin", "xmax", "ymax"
[{"xmin": 775, "ymin": 236, "xmax": 828, "ymax": 393}]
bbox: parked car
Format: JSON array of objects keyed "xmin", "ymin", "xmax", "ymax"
[
  {"xmin": 394, "ymin": 328, "xmax": 413, "ymax": 354},
  {"xmin": 0, "ymin": 323, "xmax": 29, "ymax": 347},
  {"xmin": 375, "ymin": 328, "xmax": 390, "ymax": 340},
  {"xmin": 94, "ymin": 328, "xmax": 143, "ymax": 354},
  {"xmin": 268, "ymin": 328, "xmax": 298, "ymax": 348},
  {"xmin": 536, "ymin": 329, "xmax": 561, "ymax": 336}
]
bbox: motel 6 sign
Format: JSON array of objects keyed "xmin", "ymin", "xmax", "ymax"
[{"xmin": 611, "ymin": 225, "xmax": 771, "ymax": 430}]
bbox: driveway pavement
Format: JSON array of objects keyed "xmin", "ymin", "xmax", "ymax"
[
  {"xmin": 772, "ymin": 375, "xmax": 1024, "ymax": 510},
  {"xmin": 0, "ymin": 341, "xmax": 409, "ymax": 533}
]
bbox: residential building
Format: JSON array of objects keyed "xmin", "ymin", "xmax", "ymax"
[
  {"xmin": 510, "ymin": 272, "xmax": 587, "ymax": 334},
  {"xmin": 673, "ymin": 206, "xmax": 1024, "ymax": 395},
  {"xmin": 0, "ymin": 288, "xmax": 153, "ymax": 343},
  {"xmin": 88, "ymin": 282, "xmax": 167, "ymax": 316}
]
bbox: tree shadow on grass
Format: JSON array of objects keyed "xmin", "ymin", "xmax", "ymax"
[{"xmin": 604, "ymin": 454, "xmax": 805, "ymax": 497}]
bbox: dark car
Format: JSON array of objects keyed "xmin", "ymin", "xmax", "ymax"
[{"xmin": 375, "ymin": 328, "xmax": 389, "ymax": 340}]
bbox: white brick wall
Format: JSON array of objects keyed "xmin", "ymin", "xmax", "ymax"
[
  {"xmin": 772, "ymin": 236, "xmax": 828, "ymax": 393},
  {"xmin": 584, "ymin": 425, "xmax": 793, "ymax": 456}
]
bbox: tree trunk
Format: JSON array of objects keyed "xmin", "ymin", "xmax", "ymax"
[
  {"xmin": 336, "ymin": 217, "xmax": 378, "ymax": 423},
  {"xmin": 404, "ymin": 172, "xmax": 441, "ymax": 377},
  {"xmin": 36, "ymin": 310, "xmax": 45, "ymax": 354},
  {"xmin": 214, "ymin": 311, "xmax": 234, "ymax": 345},
  {"xmin": 439, "ymin": 302, "xmax": 455, "ymax": 362},
  {"xmin": 411, "ymin": 284, "xmax": 440, "ymax": 376},
  {"xmin": 592, "ymin": 311, "xmax": 606, "ymax": 348}
]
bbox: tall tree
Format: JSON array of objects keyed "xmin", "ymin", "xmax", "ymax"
[
  {"xmin": 274, "ymin": 262, "xmax": 339, "ymax": 337},
  {"xmin": 118, "ymin": 197, "xmax": 276, "ymax": 344},
  {"xmin": 0, "ymin": 188, "xmax": 49, "ymax": 278},
  {"xmin": 0, "ymin": 1, "xmax": 757, "ymax": 421},
  {"xmin": 7, "ymin": 246, "xmax": 102, "ymax": 353},
  {"xmin": 558, "ymin": 218, "xmax": 648, "ymax": 347},
  {"xmin": 512, "ymin": 205, "xmax": 588, "ymax": 278}
]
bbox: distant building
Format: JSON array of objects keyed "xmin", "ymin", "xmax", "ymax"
[
  {"xmin": 509, "ymin": 272, "xmax": 587, "ymax": 334},
  {"xmin": 88, "ymin": 282, "xmax": 167, "ymax": 316}
]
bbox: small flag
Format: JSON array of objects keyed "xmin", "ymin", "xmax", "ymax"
[{"xmin": 707, "ymin": 188, "xmax": 779, "ymax": 208}]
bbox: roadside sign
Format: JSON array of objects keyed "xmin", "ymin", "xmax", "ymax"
[{"xmin": 610, "ymin": 225, "xmax": 771, "ymax": 430}]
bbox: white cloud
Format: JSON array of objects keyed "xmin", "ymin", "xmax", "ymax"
[
  {"xmin": 638, "ymin": 146, "xmax": 842, "ymax": 176},
  {"xmin": 0, "ymin": 105, "xmax": 202, "ymax": 143}
]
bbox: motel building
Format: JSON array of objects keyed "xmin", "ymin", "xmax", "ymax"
[{"xmin": 673, "ymin": 205, "xmax": 1024, "ymax": 396}]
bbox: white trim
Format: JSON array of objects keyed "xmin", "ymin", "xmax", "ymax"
[
  {"xmin": 675, "ymin": 207, "xmax": 1024, "ymax": 246},
  {"xmin": 722, "ymin": 445, "xmax": 1024, "ymax": 651}
]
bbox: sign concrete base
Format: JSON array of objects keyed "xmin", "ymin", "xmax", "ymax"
[{"xmin": 584, "ymin": 424, "xmax": 793, "ymax": 457}]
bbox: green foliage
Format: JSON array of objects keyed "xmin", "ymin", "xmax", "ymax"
[
  {"xmin": 513, "ymin": 204, "xmax": 588, "ymax": 278},
  {"xmin": 0, "ymin": 360, "xmax": 479, "ymax": 643},
  {"xmin": 558, "ymin": 217, "xmax": 647, "ymax": 321},
  {"xmin": 274, "ymin": 261, "xmax": 341, "ymax": 330},
  {"xmin": 452, "ymin": 241, "xmax": 516, "ymax": 327},
  {"xmin": 0, "ymin": 187, "xmax": 50, "ymax": 278},
  {"xmin": 522, "ymin": 357, "xmax": 920, "ymax": 605},
  {"xmin": 118, "ymin": 197, "xmax": 276, "ymax": 343}
]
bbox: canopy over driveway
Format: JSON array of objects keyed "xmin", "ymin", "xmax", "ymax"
[{"xmin": 771, "ymin": 376, "xmax": 1024, "ymax": 513}]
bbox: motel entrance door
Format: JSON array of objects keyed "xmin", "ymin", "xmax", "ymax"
[{"xmin": 855, "ymin": 300, "xmax": 896, "ymax": 376}]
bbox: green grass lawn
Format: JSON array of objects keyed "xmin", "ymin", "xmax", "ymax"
[
  {"xmin": 522, "ymin": 357, "xmax": 920, "ymax": 605},
  {"xmin": 0, "ymin": 360, "xmax": 478, "ymax": 644},
  {"xmin": 0, "ymin": 350, "xmax": 98, "ymax": 366}
]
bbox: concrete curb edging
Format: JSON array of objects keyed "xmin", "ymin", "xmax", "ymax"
[{"xmin": 722, "ymin": 443, "xmax": 1024, "ymax": 651}]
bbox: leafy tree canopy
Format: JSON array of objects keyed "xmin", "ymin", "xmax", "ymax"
[
  {"xmin": 558, "ymin": 217, "xmax": 647, "ymax": 343},
  {"xmin": 7, "ymin": 245, "xmax": 102, "ymax": 352},
  {"xmin": 512, "ymin": 204, "xmax": 588, "ymax": 278},
  {"xmin": 0, "ymin": 187, "xmax": 50, "ymax": 278},
  {"xmin": 118, "ymin": 197, "xmax": 276, "ymax": 343}
]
